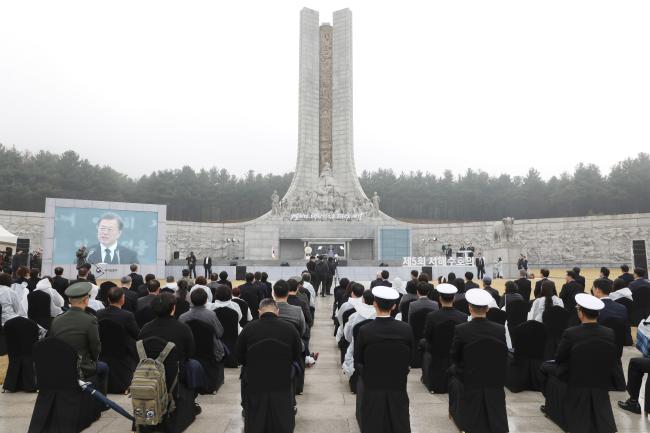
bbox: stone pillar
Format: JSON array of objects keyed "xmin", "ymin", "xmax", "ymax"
[{"xmin": 284, "ymin": 8, "xmax": 320, "ymax": 200}]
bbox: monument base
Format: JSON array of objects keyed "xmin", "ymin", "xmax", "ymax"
[{"xmin": 484, "ymin": 244, "xmax": 524, "ymax": 279}]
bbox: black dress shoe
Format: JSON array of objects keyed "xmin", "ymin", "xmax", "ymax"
[
  {"xmin": 193, "ymin": 403, "xmax": 202, "ymax": 415},
  {"xmin": 618, "ymin": 399, "xmax": 642, "ymax": 414},
  {"xmin": 540, "ymin": 405, "xmax": 546, "ymax": 414}
]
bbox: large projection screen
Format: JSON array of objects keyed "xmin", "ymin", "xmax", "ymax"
[{"xmin": 43, "ymin": 198, "xmax": 166, "ymax": 279}]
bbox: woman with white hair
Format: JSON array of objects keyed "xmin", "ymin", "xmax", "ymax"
[{"xmin": 34, "ymin": 277, "xmax": 65, "ymax": 317}]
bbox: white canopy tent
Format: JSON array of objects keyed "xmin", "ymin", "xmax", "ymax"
[{"xmin": 0, "ymin": 224, "xmax": 18, "ymax": 250}]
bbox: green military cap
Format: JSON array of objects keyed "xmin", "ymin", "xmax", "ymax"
[{"xmin": 65, "ymin": 281, "xmax": 93, "ymax": 298}]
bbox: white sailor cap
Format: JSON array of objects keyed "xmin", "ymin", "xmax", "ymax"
[
  {"xmin": 465, "ymin": 288, "xmax": 493, "ymax": 307},
  {"xmin": 436, "ymin": 283, "xmax": 458, "ymax": 295},
  {"xmin": 575, "ymin": 293, "xmax": 604, "ymax": 311},
  {"xmin": 372, "ymin": 286, "xmax": 399, "ymax": 300}
]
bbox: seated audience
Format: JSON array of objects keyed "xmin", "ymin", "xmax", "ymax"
[
  {"xmin": 137, "ymin": 279, "xmax": 161, "ymax": 311},
  {"xmin": 560, "ymin": 270, "xmax": 583, "ymax": 311},
  {"xmin": 51, "ymin": 266, "xmax": 69, "ymax": 301},
  {"xmin": 128, "ymin": 264, "xmax": 144, "ymax": 291},
  {"xmin": 0, "ymin": 272, "xmax": 27, "ymax": 325},
  {"xmin": 239, "ymin": 273, "xmax": 262, "ymax": 320},
  {"xmin": 96, "ymin": 286, "xmax": 140, "ymax": 342},
  {"xmin": 217, "ymin": 271, "xmax": 232, "ymax": 288},
  {"xmin": 424, "ymin": 283, "xmax": 467, "ymax": 350},
  {"xmin": 163, "ymin": 275, "xmax": 178, "ymax": 292},
  {"xmin": 370, "ymin": 270, "xmax": 392, "ymax": 288},
  {"xmin": 118, "ymin": 275, "xmax": 138, "ymax": 312},
  {"xmin": 609, "ymin": 278, "xmax": 633, "ymax": 302},
  {"xmin": 34, "ymin": 277, "xmax": 65, "ymax": 317},
  {"xmin": 336, "ymin": 283, "xmax": 365, "ymax": 342},
  {"xmin": 499, "ymin": 280, "xmax": 523, "ymax": 309},
  {"xmin": 481, "ymin": 277, "xmax": 499, "ymax": 308},
  {"xmin": 139, "ymin": 293, "xmax": 204, "ymax": 403},
  {"xmin": 136, "ymin": 273, "xmax": 157, "ymax": 298},
  {"xmin": 190, "ymin": 276, "xmax": 212, "ymax": 302},
  {"xmin": 179, "ymin": 288, "xmax": 225, "ymax": 363},
  {"xmin": 180, "ymin": 269, "xmax": 195, "ymax": 289},
  {"xmin": 464, "ymin": 271, "xmax": 479, "ymax": 290},
  {"xmin": 408, "ymin": 282, "xmax": 438, "ymax": 322},
  {"xmin": 48, "ymin": 282, "xmax": 108, "ymax": 391},
  {"xmin": 617, "ymin": 264, "xmax": 635, "ymax": 285},
  {"xmin": 342, "ymin": 290, "xmax": 375, "ymax": 379},
  {"xmin": 529, "ymin": 280, "xmax": 563, "ymax": 322}
]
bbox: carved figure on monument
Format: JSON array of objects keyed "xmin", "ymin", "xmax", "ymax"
[
  {"xmin": 371, "ymin": 192, "xmax": 380, "ymax": 216},
  {"xmin": 271, "ymin": 190, "xmax": 280, "ymax": 215},
  {"xmin": 493, "ymin": 217, "xmax": 515, "ymax": 243}
]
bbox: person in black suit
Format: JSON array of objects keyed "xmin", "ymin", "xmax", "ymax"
[
  {"xmin": 475, "ymin": 253, "xmax": 486, "ymax": 280},
  {"xmin": 97, "ymin": 286, "xmax": 139, "ymax": 342},
  {"xmin": 423, "ymin": 284, "xmax": 467, "ymax": 351},
  {"xmin": 217, "ymin": 271, "xmax": 232, "ymax": 288},
  {"xmin": 540, "ymin": 293, "xmax": 615, "ymax": 413},
  {"xmin": 119, "ymin": 275, "xmax": 138, "ymax": 312},
  {"xmin": 51, "ymin": 266, "xmax": 69, "ymax": 302},
  {"xmin": 203, "ymin": 256, "xmax": 212, "ymax": 278},
  {"xmin": 572, "ymin": 266, "xmax": 586, "ymax": 289},
  {"xmin": 69, "ymin": 263, "xmax": 96, "ymax": 285},
  {"xmin": 450, "ymin": 288, "xmax": 507, "ymax": 372},
  {"xmin": 369, "ymin": 270, "xmax": 393, "ymax": 289},
  {"xmin": 629, "ymin": 267, "xmax": 650, "ymax": 292},
  {"xmin": 481, "ymin": 276, "xmax": 501, "ymax": 306},
  {"xmin": 139, "ymin": 293, "xmax": 204, "ymax": 399},
  {"xmin": 617, "ymin": 264, "xmax": 635, "ymax": 285},
  {"xmin": 186, "ymin": 252, "xmax": 197, "ymax": 278},
  {"xmin": 464, "ymin": 272, "xmax": 479, "ymax": 290},
  {"xmin": 354, "ymin": 286, "xmax": 413, "ymax": 433},
  {"xmin": 534, "ymin": 268, "xmax": 552, "ymax": 299},
  {"xmin": 593, "ymin": 279, "xmax": 629, "ymax": 327},
  {"xmin": 128, "ymin": 264, "xmax": 144, "ymax": 291},
  {"xmin": 619, "ymin": 356, "xmax": 650, "ymax": 414},
  {"xmin": 515, "ymin": 269, "xmax": 532, "ymax": 302},
  {"xmin": 559, "ymin": 270, "xmax": 584, "ymax": 312},
  {"xmin": 86, "ymin": 213, "xmax": 139, "ymax": 265},
  {"xmin": 260, "ymin": 272, "xmax": 273, "ymax": 300},
  {"xmin": 137, "ymin": 279, "xmax": 160, "ymax": 311},
  {"xmin": 235, "ymin": 298, "xmax": 303, "ymax": 419},
  {"xmin": 239, "ymin": 273, "xmax": 261, "ymax": 320}
]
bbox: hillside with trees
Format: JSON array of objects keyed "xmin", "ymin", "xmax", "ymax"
[{"xmin": 1, "ymin": 144, "xmax": 649, "ymax": 223}]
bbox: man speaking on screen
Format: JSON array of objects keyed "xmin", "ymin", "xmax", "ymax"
[{"xmin": 87, "ymin": 213, "xmax": 139, "ymax": 265}]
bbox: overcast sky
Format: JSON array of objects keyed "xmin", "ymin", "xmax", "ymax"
[{"xmin": 1, "ymin": 1, "xmax": 649, "ymax": 180}]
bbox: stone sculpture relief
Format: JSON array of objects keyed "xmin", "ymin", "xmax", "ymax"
[{"xmin": 493, "ymin": 217, "xmax": 515, "ymax": 243}]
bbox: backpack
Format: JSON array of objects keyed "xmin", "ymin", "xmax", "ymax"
[{"xmin": 131, "ymin": 340, "xmax": 178, "ymax": 428}]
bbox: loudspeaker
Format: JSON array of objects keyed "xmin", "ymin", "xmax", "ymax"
[
  {"xmin": 281, "ymin": 262, "xmax": 290, "ymax": 267},
  {"xmin": 16, "ymin": 238, "xmax": 30, "ymax": 254},
  {"xmin": 173, "ymin": 251, "xmax": 180, "ymax": 260},
  {"xmin": 421, "ymin": 266, "xmax": 433, "ymax": 278},
  {"xmin": 632, "ymin": 240, "xmax": 648, "ymax": 277},
  {"xmin": 236, "ymin": 265, "xmax": 247, "ymax": 280}
]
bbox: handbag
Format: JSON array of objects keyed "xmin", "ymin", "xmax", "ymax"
[{"xmin": 635, "ymin": 319, "xmax": 650, "ymax": 357}]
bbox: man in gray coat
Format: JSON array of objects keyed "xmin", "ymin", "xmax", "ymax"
[
  {"xmin": 179, "ymin": 287, "xmax": 225, "ymax": 362},
  {"xmin": 408, "ymin": 282, "xmax": 439, "ymax": 322}
]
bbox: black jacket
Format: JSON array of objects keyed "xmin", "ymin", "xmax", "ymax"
[
  {"xmin": 554, "ymin": 323, "xmax": 615, "ymax": 365},
  {"xmin": 239, "ymin": 283, "xmax": 261, "ymax": 320},
  {"xmin": 424, "ymin": 307, "xmax": 467, "ymax": 344},
  {"xmin": 129, "ymin": 273, "xmax": 144, "ymax": 291},
  {"xmin": 235, "ymin": 312, "xmax": 302, "ymax": 366},
  {"xmin": 51, "ymin": 276, "xmax": 69, "ymax": 298},
  {"xmin": 97, "ymin": 305, "xmax": 140, "ymax": 340},
  {"xmin": 354, "ymin": 317, "xmax": 413, "ymax": 366},
  {"xmin": 287, "ymin": 294, "xmax": 312, "ymax": 327},
  {"xmin": 87, "ymin": 244, "xmax": 138, "ymax": 265},
  {"xmin": 515, "ymin": 278, "xmax": 532, "ymax": 302},
  {"xmin": 450, "ymin": 318, "xmax": 505, "ymax": 368},
  {"xmin": 534, "ymin": 277, "xmax": 552, "ymax": 298},
  {"xmin": 560, "ymin": 280, "xmax": 584, "ymax": 310},
  {"xmin": 139, "ymin": 316, "xmax": 195, "ymax": 372}
]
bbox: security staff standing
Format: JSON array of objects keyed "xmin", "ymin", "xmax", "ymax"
[{"xmin": 48, "ymin": 282, "xmax": 108, "ymax": 393}]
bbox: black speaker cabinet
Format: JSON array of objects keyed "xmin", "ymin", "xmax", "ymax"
[
  {"xmin": 632, "ymin": 240, "xmax": 648, "ymax": 277},
  {"xmin": 421, "ymin": 266, "xmax": 433, "ymax": 279},
  {"xmin": 173, "ymin": 251, "xmax": 180, "ymax": 260},
  {"xmin": 16, "ymin": 238, "xmax": 30, "ymax": 254},
  {"xmin": 236, "ymin": 265, "xmax": 247, "ymax": 280}
]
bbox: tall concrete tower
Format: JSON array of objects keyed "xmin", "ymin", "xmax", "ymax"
[{"xmin": 275, "ymin": 8, "xmax": 373, "ymax": 220}]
